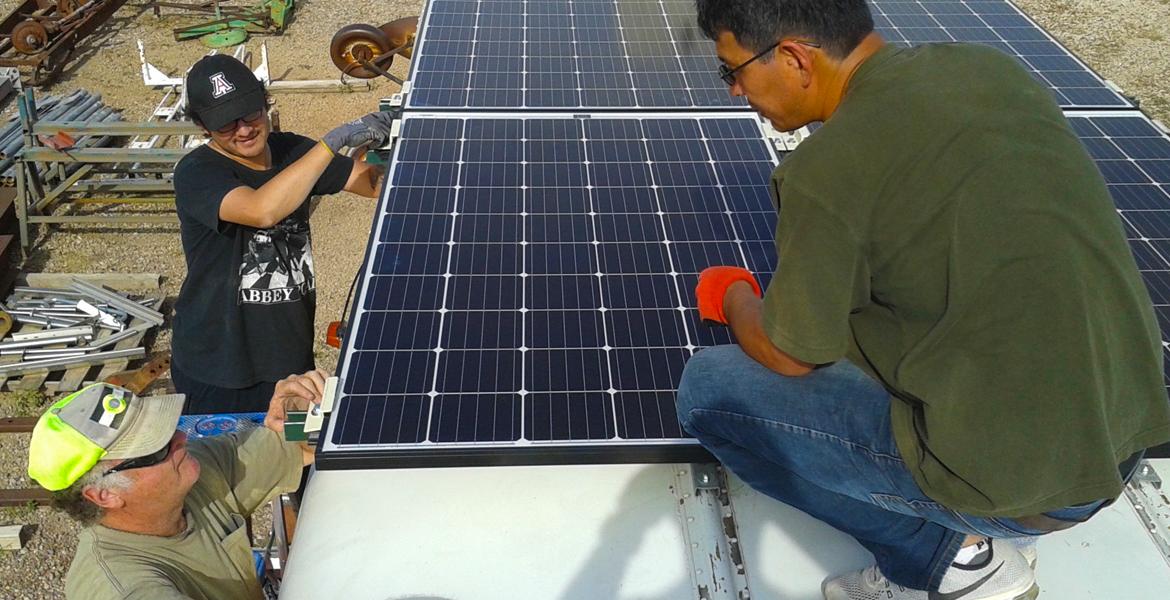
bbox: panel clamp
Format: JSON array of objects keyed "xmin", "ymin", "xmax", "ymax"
[
  {"xmin": 761, "ymin": 119, "xmax": 812, "ymax": 153},
  {"xmin": 303, "ymin": 376, "xmax": 339, "ymax": 435}
]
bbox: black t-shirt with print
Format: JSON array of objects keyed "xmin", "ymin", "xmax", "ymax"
[{"xmin": 172, "ymin": 132, "xmax": 353, "ymax": 389}]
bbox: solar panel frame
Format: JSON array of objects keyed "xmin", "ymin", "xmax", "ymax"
[
  {"xmin": 869, "ymin": 0, "xmax": 1132, "ymax": 109},
  {"xmin": 317, "ymin": 111, "xmax": 781, "ymax": 470},
  {"xmin": 403, "ymin": 0, "xmax": 748, "ymax": 110}
]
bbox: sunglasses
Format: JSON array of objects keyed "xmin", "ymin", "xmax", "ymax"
[
  {"xmin": 718, "ymin": 39, "xmax": 822, "ymax": 86},
  {"xmin": 214, "ymin": 109, "xmax": 266, "ymax": 134},
  {"xmin": 104, "ymin": 440, "xmax": 173, "ymax": 476}
]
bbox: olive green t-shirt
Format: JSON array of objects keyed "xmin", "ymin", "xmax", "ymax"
[
  {"xmin": 762, "ymin": 43, "xmax": 1170, "ymax": 517},
  {"xmin": 64, "ymin": 428, "xmax": 303, "ymax": 599}
]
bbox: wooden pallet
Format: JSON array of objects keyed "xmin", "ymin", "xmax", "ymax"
[{"xmin": 0, "ymin": 273, "xmax": 162, "ymax": 393}]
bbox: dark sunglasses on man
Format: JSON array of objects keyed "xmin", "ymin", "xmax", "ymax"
[
  {"xmin": 215, "ymin": 109, "xmax": 266, "ymax": 134},
  {"xmin": 103, "ymin": 439, "xmax": 173, "ymax": 476}
]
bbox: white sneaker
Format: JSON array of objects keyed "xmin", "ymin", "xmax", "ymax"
[
  {"xmin": 822, "ymin": 538, "xmax": 1038, "ymax": 600},
  {"xmin": 1008, "ymin": 537, "xmax": 1038, "ymax": 569}
]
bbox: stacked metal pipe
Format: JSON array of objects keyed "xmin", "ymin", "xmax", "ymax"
[
  {"xmin": 0, "ymin": 89, "xmax": 123, "ymax": 185},
  {"xmin": 0, "ymin": 281, "xmax": 161, "ymax": 376}
]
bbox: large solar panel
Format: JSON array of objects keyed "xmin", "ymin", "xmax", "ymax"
[
  {"xmin": 1066, "ymin": 112, "xmax": 1170, "ymax": 398},
  {"xmin": 870, "ymin": 0, "xmax": 1132, "ymax": 108},
  {"xmin": 405, "ymin": 0, "xmax": 1130, "ymax": 111},
  {"xmin": 405, "ymin": 0, "xmax": 746, "ymax": 109},
  {"xmin": 318, "ymin": 113, "xmax": 780, "ymax": 468}
]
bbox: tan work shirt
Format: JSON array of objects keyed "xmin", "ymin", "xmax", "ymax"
[{"xmin": 64, "ymin": 428, "xmax": 302, "ymax": 599}]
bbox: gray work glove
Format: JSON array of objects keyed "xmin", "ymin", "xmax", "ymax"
[{"xmin": 321, "ymin": 111, "xmax": 395, "ymax": 154}]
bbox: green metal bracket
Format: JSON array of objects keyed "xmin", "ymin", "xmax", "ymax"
[{"xmin": 284, "ymin": 411, "xmax": 308, "ymax": 442}]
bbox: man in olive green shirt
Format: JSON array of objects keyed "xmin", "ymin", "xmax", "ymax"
[
  {"xmin": 677, "ymin": 2, "xmax": 1170, "ymax": 600},
  {"xmin": 27, "ymin": 370, "xmax": 327, "ymax": 600}
]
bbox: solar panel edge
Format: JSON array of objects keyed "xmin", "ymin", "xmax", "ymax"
[
  {"xmin": 315, "ymin": 438, "xmax": 714, "ymax": 470},
  {"xmin": 318, "ymin": 112, "xmax": 780, "ymax": 469},
  {"xmin": 1000, "ymin": 0, "xmax": 1133, "ymax": 109}
]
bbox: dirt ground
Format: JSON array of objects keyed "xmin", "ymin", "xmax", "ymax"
[{"xmin": 0, "ymin": 0, "xmax": 1167, "ymax": 598}]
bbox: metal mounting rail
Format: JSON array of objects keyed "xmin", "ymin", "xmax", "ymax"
[{"xmin": 675, "ymin": 464, "xmax": 751, "ymax": 599}]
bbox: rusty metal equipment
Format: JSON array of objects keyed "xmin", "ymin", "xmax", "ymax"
[
  {"xmin": 329, "ymin": 16, "xmax": 417, "ymax": 83},
  {"xmin": 0, "ymin": 0, "xmax": 130, "ymax": 86},
  {"xmin": 151, "ymin": 0, "xmax": 293, "ymax": 47}
]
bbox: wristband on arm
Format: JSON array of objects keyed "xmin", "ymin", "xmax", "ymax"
[{"xmin": 696, "ymin": 266, "xmax": 762, "ymax": 326}]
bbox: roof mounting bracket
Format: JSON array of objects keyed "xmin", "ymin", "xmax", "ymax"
[
  {"xmin": 675, "ymin": 464, "xmax": 751, "ymax": 599},
  {"xmin": 761, "ymin": 119, "xmax": 812, "ymax": 153},
  {"xmin": 692, "ymin": 462, "xmax": 721, "ymax": 490},
  {"xmin": 1125, "ymin": 461, "xmax": 1170, "ymax": 568}
]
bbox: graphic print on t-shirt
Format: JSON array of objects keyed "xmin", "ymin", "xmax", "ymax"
[{"xmin": 238, "ymin": 217, "xmax": 315, "ymax": 305}]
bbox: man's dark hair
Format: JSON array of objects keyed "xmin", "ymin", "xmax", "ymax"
[{"xmin": 696, "ymin": 0, "xmax": 875, "ymax": 59}]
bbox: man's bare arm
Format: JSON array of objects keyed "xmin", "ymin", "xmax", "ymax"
[
  {"xmin": 219, "ymin": 144, "xmax": 335, "ymax": 228},
  {"xmin": 724, "ymin": 281, "xmax": 815, "ymax": 377}
]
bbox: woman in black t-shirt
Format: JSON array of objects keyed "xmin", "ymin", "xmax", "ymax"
[{"xmin": 172, "ymin": 55, "xmax": 390, "ymax": 414}]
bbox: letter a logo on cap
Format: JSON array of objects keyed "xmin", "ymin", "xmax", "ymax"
[{"xmin": 209, "ymin": 72, "xmax": 235, "ymax": 98}]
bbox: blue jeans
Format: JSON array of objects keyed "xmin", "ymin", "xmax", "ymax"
[{"xmin": 676, "ymin": 345, "xmax": 1105, "ymax": 591}]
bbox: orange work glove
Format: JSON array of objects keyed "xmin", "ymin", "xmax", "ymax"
[{"xmin": 696, "ymin": 266, "xmax": 762, "ymax": 326}]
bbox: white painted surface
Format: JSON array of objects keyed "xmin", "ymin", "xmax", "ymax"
[
  {"xmin": 727, "ymin": 466, "xmax": 1170, "ymax": 600},
  {"xmin": 283, "ymin": 461, "xmax": 1170, "ymax": 599},
  {"xmin": 281, "ymin": 464, "xmax": 695, "ymax": 600}
]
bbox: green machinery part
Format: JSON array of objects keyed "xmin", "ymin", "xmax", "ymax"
[
  {"xmin": 201, "ymin": 28, "xmax": 249, "ymax": 48},
  {"xmin": 174, "ymin": 0, "xmax": 295, "ymax": 43}
]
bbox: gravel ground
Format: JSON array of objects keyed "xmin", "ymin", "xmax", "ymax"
[{"xmin": 0, "ymin": 0, "xmax": 1167, "ymax": 598}]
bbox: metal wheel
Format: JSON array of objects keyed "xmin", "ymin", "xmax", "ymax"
[
  {"xmin": 11, "ymin": 20, "xmax": 50, "ymax": 55},
  {"xmin": 379, "ymin": 16, "xmax": 419, "ymax": 59},
  {"xmin": 29, "ymin": 47, "xmax": 69, "ymax": 87},
  {"xmin": 329, "ymin": 23, "xmax": 392, "ymax": 79}
]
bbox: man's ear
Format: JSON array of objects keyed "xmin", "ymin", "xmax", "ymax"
[
  {"xmin": 81, "ymin": 484, "xmax": 126, "ymax": 510},
  {"xmin": 778, "ymin": 40, "xmax": 816, "ymax": 86}
]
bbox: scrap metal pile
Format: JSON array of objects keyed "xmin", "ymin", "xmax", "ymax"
[
  {"xmin": 0, "ymin": 88, "xmax": 120, "ymax": 185},
  {"xmin": 0, "ymin": 278, "xmax": 162, "ymax": 378},
  {"xmin": 0, "ymin": 0, "xmax": 131, "ymax": 85}
]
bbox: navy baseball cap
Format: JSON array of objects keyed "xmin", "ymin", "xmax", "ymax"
[{"xmin": 185, "ymin": 54, "xmax": 266, "ymax": 131}]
